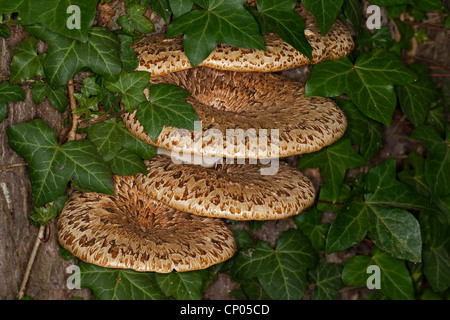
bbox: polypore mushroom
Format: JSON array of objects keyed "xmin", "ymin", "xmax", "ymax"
[
  {"xmin": 123, "ymin": 67, "xmax": 347, "ymax": 159},
  {"xmin": 132, "ymin": 4, "xmax": 354, "ymax": 77},
  {"xmin": 57, "ymin": 175, "xmax": 236, "ymax": 272},
  {"xmin": 135, "ymin": 154, "xmax": 316, "ymax": 221}
]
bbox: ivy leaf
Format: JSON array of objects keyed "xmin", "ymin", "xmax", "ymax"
[
  {"xmin": 80, "ymin": 263, "xmax": 166, "ymax": 300},
  {"xmin": 118, "ymin": 4, "xmax": 154, "ymax": 35},
  {"xmin": 31, "ymin": 81, "xmax": 67, "ymax": 112},
  {"xmin": 308, "ymin": 259, "xmax": 344, "ymax": 300},
  {"xmin": 27, "ymin": 25, "xmax": 121, "ymax": 88},
  {"xmin": 0, "ymin": 81, "xmax": 25, "ymax": 102},
  {"xmin": 0, "ymin": 24, "xmax": 10, "ymax": 38},
  {"xmin": 30, "ymin": 195, "xmax": 67, "ymax": 226},
  {"xmin": 302, "ymin": 0, "xmax": 344, "ymax": 35},
  {"xmin": 342, "ymin": 246, "xmax": 415, "ymax": 300},
  {"xmin": 166, "ymin": 0, "xmax": 265, "ymax": 66},
  {"xmin": 398, "ymin": 152, "xmax": 432, "ymax": 198},
  {"xmin": 343, "ymin": 0, "xmax": 363, "ymax": 32},
  {"xmin": 155, "ymin": 270, "xmax": 208, "ymax": 300},
  {"xmin": 299, "ymin": 138, "xmax": 367, "ymax": 203},
  {"xmin": 396, "ymin": 63, "xmax": 440, "ymax": 127},
  {"xmin": 116, "ymin": 120, "xmax": 157, "ymax": 160},
  {"xmin": 411, "ymin": 125, "xmax": 450, "ymax": 200},
  {"xmin": 0, "ymin": 102, "xmax": 6, "ymax": 123},
  {"xmin": 36, "ymin": 0, "xmax": 97, "ymax": 42},
  {"xmin": 108, "ymin": 148, "xmax": 147, "ymax": 175},
  {"xmin": 7, "ymin": 119, "xmax": 113, "ymax": 207},
  {"xmin": 231, "ymin": 229, "xmax": 317, "ymax": 300},
  {"xmin": 136, "ymin": 83, "xmax": 199, "ymax": 142},
  {"xmin": 105, "ymin": 71, "xmax": 150, "ymax": 113},
  {"xmin": 338, "ymin": 99, "xmax": 383, "ymax": 161},
  {"xmin": 10, "ymin": 37, "xmax": 45, "ymax": 83},
  {"xmin": 294, "ymin": 207, "xmax": 329, "ymax": 250},
  {"xmin": 0, "ymin": 0, "xmax": 96, "ymax": 42},
  {"xmin": 420, "ymin": 212, "xmax": 450, "ymax": 292},
  {"xmin": 327, "ymin": 159, "xmax": 424, "ymax": 262},
  {"xmin": 249, "ymin": 0, "xmax": 312, "ymax": 59},
  {"xmin": 118, "ymin": 34, "xmax": 140, "ymax": 72},
  {"xmin": 86, "ymin": 119, "xmax": 123, "ymax": 162},
  {"xmin": 306, "ymin": 51, "xmax": 417, "ymax": 125},
  {"xmin": 168, "ymin": 0, "xmax": 194, "ymax": 18}
]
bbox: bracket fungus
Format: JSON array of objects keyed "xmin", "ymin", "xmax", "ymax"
[
  {"xmin": 57, "ymin": 2, "xmax": 354, "ymax": 273},
  {"xmin": 136, "ymin": 154, "xmax": 316, "ymax": 221},
  {"xmin": 57, "ymin": 175, "xmax": 236, "ymax": 272}
]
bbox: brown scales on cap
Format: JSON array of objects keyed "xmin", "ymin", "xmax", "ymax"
[
  {"xmin": 135, "ymin": 155, "xmax": 316, "ymax": 220},
  {"xmin": 123, "ymin": 67, "xmax": 347, "ymax": 158},
  {"xmin": 57, "ymin": 175, "xmax": 236, "ymax": 273},
  {"xmin": 132, "ymin": 4, "xmax": 354, "ymax": 77}
]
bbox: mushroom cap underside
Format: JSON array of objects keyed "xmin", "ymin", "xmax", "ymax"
[
  {"xmin": 135, "ymin": 154, "xmax": 316, "ymax": 221},
  {"xmin": 133, "ymin": 4, "xmax": 354, "ymax": 77},
  {"xmin": 122, "ymin": 67, "xmax": 347, "ymax": 159},
  {"xmin": 57, "ymin": 175, "xmax": 236, "ymax": 273}
]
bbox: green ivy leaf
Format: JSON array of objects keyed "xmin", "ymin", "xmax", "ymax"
[
  {"xmin": 136, "ymin": 83, "xmax": 199, "ymax": 142},
  {"xmin": 302, "ymin": 0, "xmax": 344, "ymax": 35},
  {"xmin": 249, "ymin": 0, "xmax": 312, "ymax": 59},
  {"xmin": 117, "ymin": 120, "xmax": 157, "ymax": 159},
  {"xmin": 86, "ymin": 119, "xmax": 123, "ymax": 162},
  {"xmin": 0, "ymin": 24, "xmax": 10, "ymax": 38},
  {"xmin": 0, "ymin": 0, "xmax": 97, "ymax": 42},
  {"xmin": 168, "ymin": 0, "xmax": 194, "ymax": 18},
  {"xmin": 411, "ymin": 125, "xmax": 450, "ymax": 200},
  {"xmin": 31, "ymin": 81, "xmax": 67, "ymax": 112},
  {"xmin": 308, "ymin": 259, "xmax": 344, "ymax": 300},
  {"xmin": 343, "ymin": 0, "xmax": 363, "ymax": 32},
  {"xmin": 338, "ymin": 99, "xmax": 383, "ymax": 161},
  {"xmin": 105, "ymin": 71, "xmax": 150, "ymax": 113},
  {"xmin": 420, "ymin": 212, "xmax": 450, "ymax": 292},
  {"xmin": 27, "ymin": 25, "xmax": 121, "ymax": 87},
  {"xmin": 299, "ymin": 138, "xmax": 367, "ymax": 203},
  {"xmin": 10, "ymin": 37, "xmax": 45, "ymax": 83},
  {"xmin": 118, "ymin": 4, "xmax": 154, "ymax": 35},
  {"xmin": 30, "ymin": 194, "xmax": 67, "ymax": 226},
  {"xmin": 155, "ymin": 270, "xmax": 208, "ymax": 300},
  {"xmin": 108, "ymin": 148, "xmax": 147, "ymax": 175},
  {"xmin": 398, "ymin": 152, "xmax": 432, "ymax": 198},
  {"xmin": 396, "ymin": 63, "xmax": 440, "ymax": 127},
  {"xmin": 118, "ymin": 34, "xmax": 140, "ymax": 72},
  {"xmin": 80, "ymin": 263, "xmax": 166, "ymax": 300},
  {"xmin": 326, "ymin": 159, "xmax": 425, "ymax": 262},
  {"xmin": 0, "ymin": 81, "xmax": 25, "ymax": 102},
  {"xmin": 231, "ymin": 229, "xmax": 317, "ymax": 300},
  {"xmin": 166, "ymin": 0, "xmax": 265, "ymax": 66},
  {"xmin": 7, "ymin": 119, "xmax": 114, "ymax": 207},
  {"xmin": 294, "ymin": 207, "xmax": 329, "ymax": 250},
  {"xmin": 0, "ymin": 102, "xmax": 6, "ymax": 123},
  {"xmin": 342, "ymin": 246, "xmax": 415, "ymax": 300},
  {"xmin": 306, "ymin": 51, "xmax": 417, "ymax": 125}
]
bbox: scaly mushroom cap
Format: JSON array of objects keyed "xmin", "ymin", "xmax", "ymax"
[
  {"xmin": 123, "ymin": 67, "xmax": 347, "ymax": 159},
  {"xmin": 135, "ymin": 155, "xmax": 316, "ymax": 220},
  {"xmin": 133, "ymin": 4, "xmax": 354, "ymax": 77},
  {"xmin": 57, "ymin": 175, "xmax": 236, "ymax": 273}
]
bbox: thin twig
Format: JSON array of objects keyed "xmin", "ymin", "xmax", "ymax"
[
  {"xmin": 67, "ymin": 79, "xmax": 80, "ymax": 142},
  {"xmin": 78, "ymin": 97, "xmax": 123, "ymax": 129},
  {"xmin": 0, "ymin": 162, "xmax": 28, "ymax": 171},
  {"xmin": 429, "ymin": 73, "xmax": 450, "ymax": 77},
  {"xmin": 17, "ymin": 225, "xmax": 45, "ymax": 300}
]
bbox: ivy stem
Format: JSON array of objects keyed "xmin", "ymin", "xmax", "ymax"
[
  {"xmin": 67, "ymin": 78, "xmax": 80, "ymax": 142},
  {"xmin": 17, "ymin": 225, "xmax": 46, "ymax": 300}
]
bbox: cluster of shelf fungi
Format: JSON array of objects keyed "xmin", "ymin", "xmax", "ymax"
[{"xmin": 57, "ymin": 4, "xmax": 354, "ymax": 274}]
